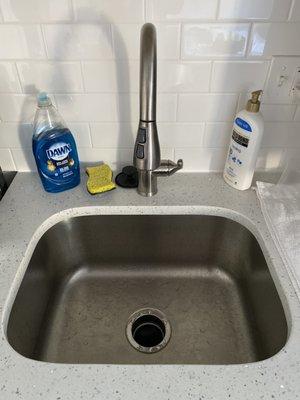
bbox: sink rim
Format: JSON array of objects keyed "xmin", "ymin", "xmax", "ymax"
[{"xmin": 2, "ymin": 206, "xmax": 294, "ymax": 366}]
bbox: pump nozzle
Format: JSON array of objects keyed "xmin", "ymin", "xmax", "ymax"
[{"xmin": 246, "ymin": 90, "xmax": 263, "ymax": 113}]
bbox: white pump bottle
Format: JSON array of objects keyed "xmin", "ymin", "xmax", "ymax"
[{"xmin": 223, "ymin": 90, "xmax": 264, "ymax": 190}]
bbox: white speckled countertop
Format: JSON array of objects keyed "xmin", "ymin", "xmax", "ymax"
[{"xmin": 0, "ymin": 172, "xmax": 300, "ymax": 400}]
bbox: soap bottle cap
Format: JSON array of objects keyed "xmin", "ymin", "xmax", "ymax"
[
  {"xmin": 246, "ymin": 90, "xmax": 262, "ymax": 113},
  {"xmin": 37, "ymin": 92, "xmax": 52, "ymax": 107}
]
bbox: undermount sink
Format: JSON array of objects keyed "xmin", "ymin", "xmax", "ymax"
[{"xmin": 7, "ymin": 215, "xmax": 287, "ymax": 364}]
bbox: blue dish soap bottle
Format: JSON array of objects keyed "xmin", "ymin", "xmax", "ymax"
[{"xmin": 32, "ymin": 92, "xmax": 80, "ymax": 193}]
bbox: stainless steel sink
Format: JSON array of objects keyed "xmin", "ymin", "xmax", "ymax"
[{"xmin": 7, "ymin": 215, "xmax": 287, "ymax": 364}]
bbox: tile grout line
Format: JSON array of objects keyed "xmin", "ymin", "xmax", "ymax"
[
  {"xmin": 8, "ymin": 148, "xmax": 18, "ymax": 171},
  {"xmin": 13, "ymin": 61, "xmax": 24, "ymax": 94},
  {"xmin": 208, "ymin": 60, "xmax": 214, "ymax": 92},
  {"xmin": 79, "ymin": 61, "xmax": 86, "ymax": 93},
  {"xmin": 215, "ymin": 0, "xmax": 221, "ymax": 20},
  {"xmin": 143, "ymin": 0, "xmax": 147, "ymax": 22},
  {"xmin": 40, "ymin": 24, "xmax": 50, "ymax": 60},
  {"xmin": 288, "ymin": 0, "xmax": 296, "ymax": 21},
  {"xmin": 86, "ymin": 122, "xmax": 93, "ymax": 148},
  {"xmin": 69, "ymin": 0, "xmax": 76, "ymax": 21},
  {"xmin": 244, "ymin": 22, "xmax": 254, "ymax": 59}
]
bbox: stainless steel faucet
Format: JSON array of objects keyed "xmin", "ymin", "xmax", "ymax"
[{"xmin": 133, "ymin": 23, "xmax": 183, "ymax": 197}]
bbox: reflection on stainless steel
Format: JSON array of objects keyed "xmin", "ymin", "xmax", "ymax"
[
  {"xmin": 7, "ymin": 215, "xmax": 287, "ymax": 364},
  {"xmin": 133, "ymin": 23, "xmax": 183, "ymax": 196}
]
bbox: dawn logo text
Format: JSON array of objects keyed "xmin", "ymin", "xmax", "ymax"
[{"xmin": 46, "ymin": 142, "xmax": 72, "ymax": 161}]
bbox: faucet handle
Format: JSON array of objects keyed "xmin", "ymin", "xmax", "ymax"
[
  {"xmin": 154, "ymin": 159, "xmax": 183, "ymax": 176},
  {"xmin": 175, "ymin": 159, "xmax": 183, "ymax": 170}
]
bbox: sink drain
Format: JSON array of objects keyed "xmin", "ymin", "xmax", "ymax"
[{"xmin": 126, "ymin": 308, "xmax": 171, "ymax": 353}]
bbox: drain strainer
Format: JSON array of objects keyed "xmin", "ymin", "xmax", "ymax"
[{"xmin": 126, "ymin": 308, "xmax": 171, "ymax": 353}]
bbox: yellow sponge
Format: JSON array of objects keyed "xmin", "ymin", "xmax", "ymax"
[{"xmin": 86, "ymin": 164, "xmax": 116, "ymax": 194}]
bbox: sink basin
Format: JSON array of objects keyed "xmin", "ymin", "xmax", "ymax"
[{"xmin": 7, "ymin": 215, "xmax": 287, "ymax": 364}]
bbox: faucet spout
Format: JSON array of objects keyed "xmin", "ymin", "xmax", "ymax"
[
  {"xmin": 133, "ymin": 23, "xmax": 183, "ymax": 197},
  {"xmin": 140, "ymin": 23, "xmax": 157, "ymax": 122}
]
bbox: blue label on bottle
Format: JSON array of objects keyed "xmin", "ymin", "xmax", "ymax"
[
  {"xmin": 33, "ymin": 128, "xmax": 80, "ymax": 193},
  {"xmin": 235, "ymin": 117, "xmax": 252, "ymax": 132}
]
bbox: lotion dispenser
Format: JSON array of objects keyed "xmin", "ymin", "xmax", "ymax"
[{"xmin": 223, "ymin": 90, "xmax": 264, "ymax": 190}]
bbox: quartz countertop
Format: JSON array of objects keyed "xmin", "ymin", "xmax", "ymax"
[{"xmin": 0, "ymin": 172, "xmax": 299, "ymax": 400}]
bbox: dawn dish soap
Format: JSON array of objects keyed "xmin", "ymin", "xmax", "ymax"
[
  {"xmin": 223, "ymin": 90, "xmax": 264, "ymax": 191},
  {"xmin": 33, "ymin": 92, "xmax": 80, "ymax": 193}
]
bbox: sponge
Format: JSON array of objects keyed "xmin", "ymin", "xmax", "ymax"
[{"xmin": 86, "ymin": 164, "xmax": 116, "ymax": 194}]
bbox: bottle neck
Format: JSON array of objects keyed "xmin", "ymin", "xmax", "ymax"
[
  {"xmin": 246, "ymin": 100, "xmax": 260, "ymax": 113},
  {"xmin": 33, "ymin": 104, "xmax": 66, "ymax": 137}
]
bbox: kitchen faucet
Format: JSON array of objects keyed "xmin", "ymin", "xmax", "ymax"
[{"xmin": 133, "ymin": 23, "xmax": 183, "ymax": 197}]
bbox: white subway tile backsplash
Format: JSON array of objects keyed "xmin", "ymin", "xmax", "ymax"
[
  {"xmin": 157, "ymin": 24, "xmax": 181, "ymax": 60},
  {"xmin": 0, "ymin": 94, "xmax": 36, "ymax": 122},
  {"xmin": 238, "ymin": 93, "xmax": 297, "ymax": 121},
  {"xmin": 10, "ymin": 147, "xmax": 36, "ymax": 171},
  {"xmin": 211, "ymin": 61, "xmax": 269, "ymax": 92},
  {"xmin": 218, "ymin": 0, "xmax": 292, "ymax": 21},
  {"xmin": 262, "ymin": 122, "xmax": 300, "ymax": 148},
  {"xmin": 55, "ymin": 94, "xmax": 117, "ymax": 122},
  {"xmin": 55, "ymin": 93, "xmax": 177, "ymax": 122},
  {"xmin": 0, "ymin": 62, "xmax": 21, "ymax": 93},
  {"xmin": 0, "ymin": 122, "xmax": 91, "ymax": 149},
  {"xmin": 77, "ymin": 147, "xmax": 133, "ymax": 167},
  {"xmin": 0, "ymin": 0, "xmax": 73, "ymax": 22},
  {"xmin": 73, "ymin": 0, "xmax": 144, "ymax": 23},
  {"xmin": 153, "ymin": 94, "xmax": 178, "ymax": 121},
  {"xmin": 182, "ymin": 23, "xmax": 250, "ymax": 59},
  {"xmin": 158, "ymin": 123, "xmax": 205, "ymax": 147},
  {"xmin": 249, "ymin": 23, "xmax": 300, "ymax": 57},
  {"xmin": 204, "ymin": 122, "xmax": 232, "ymax": 147},
  {"xmin": 115, "ymin": 93, "xmax": 177, "ymax": 122},
  {"xmin": 262, "ymin": 123, "xmax": 286, "ymax": 147},
  {"xmin": 289, "ymin": 0, "xmax": 300, "ymax": 21},
  {"xmin": 178, "ymin": 94, "xmax": 238, "ymax": 122},
  {"xmin": 90, "ymin": 122, "xmax": 205, "ymax": 148},
  {"xmin": 82, "ymin": 61, "xmax": 139, "ymax": 92},
  {"xmin": 0, "ymin": 25, "xmax": 45, "ymax": 59},
  {"xmin": 68, "ymin": 123, "xmax": 92, "ymax": 147},
  {"xmin": 175, "ymin": 147, "xmax": 227, "ymax": 171},
  {"xmin": 78, "ymin": 147, "xmax": 174, "ymax": 168},
  {"xmin": 124, "ymin": 93, "xmax": 177, "ymax": 122},
  {"xmin": 158, "ymin": 61, "xmax": 211, "ymax": 92},
  {"xmin": 112, "ymin": 24, "xmax": 140, "ymax": 60},
  {"xmin": 161, "ymin": 148, "xmax": 176, "ymax": 160},
  {"xmin": 17, "ymin": 62, "xmax": 84, "ymax": 93},
  {"xmin": 90, "ymin": 123, "xmax": 135, "ymax": 148},
  {"xmin": 43, "ymin": 24, "xmax": 113, "ymax": 60},
  {"xmin": 146, "ymin": 0, "xmax": 218, "ymax": 21},
  {"xmin": 0, "ymin": 0, "xmax": 297, "ymax": 173},
  {"xmin": 256, "ymin": 147, "xmax": 287, "ymax": 171},
  {"xmin": 81, "ymin": 60, "xmax": 269, "ymax": 93},
  {"xmin": 113, "ymin": 24, "xmax": 180, "ymax": 60},
  {"xmin": 0, "ymin": 148, "xmax": 15, "ymax": 170},
  {"xmin": 0, "ymin": 123, "xmax": 32, "ymax": 148},
  {"xmin": 261, "ymin": 104, "xmax": 297, "ymax": 122},
  {"xmin": 128, "ymin": 94, "xmax": 178, "ymax": 122},
  {"xmin": 292, "ymin": 105, "xmax": 300, "ymax": 121}
]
